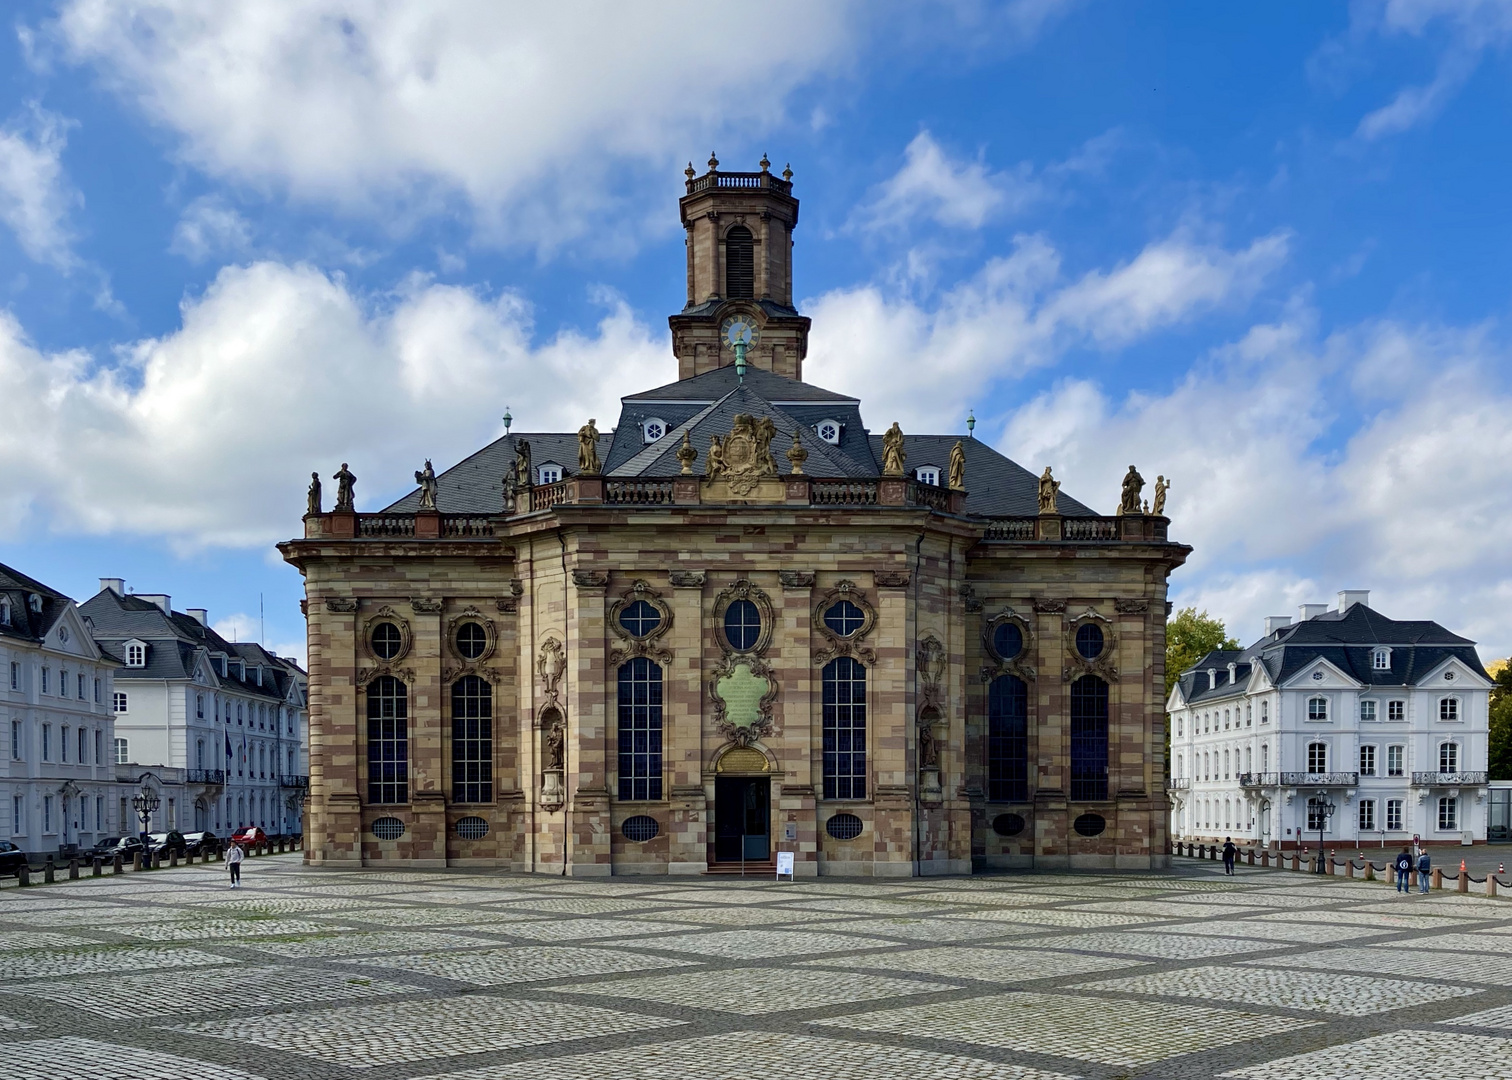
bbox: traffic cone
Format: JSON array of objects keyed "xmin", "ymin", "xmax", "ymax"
[
  {"xmin": 1460, "ymin": 859, "xmax": 1467, "ymax": 874},
  {"xmin": 1499, "ymin": 862, "xmax": 1505, "ymax": 875}
]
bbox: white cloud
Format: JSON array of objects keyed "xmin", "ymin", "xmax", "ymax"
[
  {"xmin": 997, "ymin": 312, "xmax": 1512, "ymax": 660},
  {"xmin": 170, "ymin": 195, "xmax": 253, "ymax": 262},
  {"xmin": 803, "ymin": 228, "xmax": 1289, "ymax": 430},
  {"xmin": 0, "ymin": 104, "xmax": 81, "ymax": 269},
  {"xmin": 0, "ymin": 261, "xmax": 670, "ymax": 552},
  {"xmin": 858, "ymin": 131, "xmax": 1039, "ymax": 231}
]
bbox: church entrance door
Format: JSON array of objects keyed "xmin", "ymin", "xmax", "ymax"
[{"xmin": 714, "ymin": 777, "xmax": 770, "ymax": 862}]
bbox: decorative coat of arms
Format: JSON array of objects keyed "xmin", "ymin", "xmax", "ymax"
[{"xmin": 706, "ymin": 413, "xmax": 778, "ymax": 495}]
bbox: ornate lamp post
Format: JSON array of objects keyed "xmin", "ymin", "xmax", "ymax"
[
  {"xmin": 131, "ymin": 789, "xmax": 160, "ymax": 867},
  {"xmin": 1311, "ymin": 790, "xmax": 1335, "ymax": 873}
]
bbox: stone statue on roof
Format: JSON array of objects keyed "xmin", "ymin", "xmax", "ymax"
[
  {"xmin": 755, "ymin": 416, "xmax": 778, "ymax": 474},
  {"xmin": 306, "ymin": 472, "xmax": 322, "ymax": 516},
  {"xmin": 949, "ymin": 440, "xmax": 966, "ymax": 492},
  {"xmin": 1118, "ymin": 465, "xmax": 1145, "ymax": 516},
  {"xmin": 414, "ymin": 459, "xmax": 438, "ymax": 511},
  {"xmin": 333, "ymin": 463, "xmax": 356, "ymax": 512},
  {"xmin": 578, "ymin": 420, "xmax": 601, "ymax": 476},
  {"xmin": 881, "ymin": 422, "xmax": 906, "ymax": 477},
  {"xmin": 1153, "ymin": 475, "xmax": 1169, "ymax": 516},
  {"xmin": 1037, "ymin": 467, "xmax": 1059, "ymax": 515},
  {"xmin": 705, "ymin": 434, "xmax": 725, "ymax": 478},
  {"xmin": 514, "ymin": 439, "xmax": 532, "ymax": 488}
]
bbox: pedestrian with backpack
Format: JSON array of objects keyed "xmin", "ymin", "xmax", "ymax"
[
  {"xmin": 1394, "ymin": 846, "xmax": 1413, "ymax": 893},
  {"xmin": 1417, "ymin": 848, "xmax": 1431, "ymax": 894},
  {"xmin": 1222, "ymin": 837, "xmax": 1238, "ymax": 876}
]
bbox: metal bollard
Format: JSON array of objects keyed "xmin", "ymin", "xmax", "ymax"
[
  {"xmin": 93, "ymin": 856, "xmax": 102, "ymax": 877},
  {"xmin": 68, "ymin": 858, "xmax": 79, "ymax": 880},
  {"xmin": 1247, "ymin": 850, "xmax": 1255, "ymax": 866}
]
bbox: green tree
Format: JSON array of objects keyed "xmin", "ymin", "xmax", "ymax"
[
  {"xmin": 1162, "ymin": 607, "xmax": 1239, "ymax": 779},
  {"xmin": 1490, "ymin": 659, "xmax": 1512, "ymax": 782}
]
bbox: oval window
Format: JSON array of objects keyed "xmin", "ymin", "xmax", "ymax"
[
  {"xmin": 1075, "ymin": 623, "xmax": 1104, "ymax": 660},
  {"xmin": 622, "ymin": 815, "xmax": 659, "ymax": 843},
  {"xmin": 724, "ymin": 599, "xmax": 761, "ymax": 651},
  {"xmin": 455, "ymin": 816, "xmax": 489, "ymax": 840},
  {"xmin": 618, "ymin": 600, "xmax": 662, "ymax": 638},
  {"xmin": 371, "ymin": 623, "xmax": 403, "ymax": 661},
  {"xmin": 1073, "ymin": 813, "xmax": 1106, "ymax": 837},
  {"xmin": 992, "ymin": 813, "xmax": 1026, "ymax": 837},
  {"xmin": 456, "ymin": 622, "xmax": 487, "ymax": 661},
  {"xmin": 371, "ymin": 817, "xmax": 405, "ymax": 840},
  {"xmin": 992, "ymin": 622, "xmax": 1023, "ymax": 661},
  {"xmin": 823, "ymin": 600, "xmax": 866, "ymax": 638},
  {"xmin": 826, "ymin": 813, "xmax": 864, "ymax": 840}
]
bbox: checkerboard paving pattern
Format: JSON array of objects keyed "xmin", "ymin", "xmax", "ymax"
[{"xmin": 2, "ymin": 853, "xmax": 1511, "ymax": 1080}]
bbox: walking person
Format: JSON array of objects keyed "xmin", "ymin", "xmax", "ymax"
[
  {"xmin": 227, "ymin": 841, "xmax": 244, "ymax": 889},
  {"xmin": 1221, "ymin": 836, "xmax": 1238, "ymax": 876},
  {"xmin": 1394, "ymin": 846, "xmax": 1413, "ymax": 893},
  {"xmin": 1417, "ymin": 848, "xmax": 1432, "ymax": 894}
]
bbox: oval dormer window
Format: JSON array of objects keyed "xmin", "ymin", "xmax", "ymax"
[
  {"xmin": 816, "ymin": 420, "xmax": 841, "ymax": 445},
  {"xmin": 642, "ymin": 418, "xmax": 667, "ymax": 443}
]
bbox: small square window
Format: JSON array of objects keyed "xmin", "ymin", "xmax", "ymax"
[
  {"xmin": 1438, "ymin": 796, "xmax": 1458, "ymax": 831},
  {"xmin": 1360, "ymin": 700, "xmax": 1377, "ymax": 722},
  {"xmin": 112, "ymin": 692, "xmax": 128, "ymax": 714},
  {"xmin": 1307, "ymin": 697, "xmax": 1328, "ymax": 721},
  {"xmin": 1388, "ymin": 700, "xmax": 1405, "ymax": 721},
  {"xmin": 1372, "ymin": 648, "xmax": 1390, "ymax": 671},
  {"xmin": 1439, "ymin": 698, "xmax": 1459, "ymax": 722},
  {"xmin": 1386, "ymin": 798, "xmax": 1403, "ymax": 831}
]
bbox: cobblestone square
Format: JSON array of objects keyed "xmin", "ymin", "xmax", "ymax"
[{"xmin": 1, "ymin": 856, "xmax": 1510, "ymax": 1079}]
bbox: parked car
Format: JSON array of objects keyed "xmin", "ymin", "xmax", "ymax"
[
  {"xmin": 146, "ymin": 831, "xmax": 188, "ymax": 859},
  {"xmin": 230, "ymin": 827, "xmax": 266, "ymax": 847},
  {"xmin": 0, "ymin": 840, "xmax": 27, "ymax": 878},
  {"xmin": 182, "ymin": 831, "xmax": 219, "ymax": 857},
  {"xmin": 90, "ymin": 836, "xmax": 145, "ymax": 860}
]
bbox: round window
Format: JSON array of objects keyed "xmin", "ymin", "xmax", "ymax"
[
  {"xmin": 1075, "ymin": 623, "xmax": 1104, "ymax": 660},
  {"xmin": 826, "ymin": 813, "xmax": 864, "ymax": 840},
  {"xmin": 992, "ymin": 622, "xmax": 1023, "ymax": 660},
  {"xmin": 618, "ymin": 600, "xmax": 662, "ymax": 638},
  {"xmin": 455, "ymin": 816, "xmax": 489, "ymax": 840},
  {"xmin": 823, "ymin": 600, "xmax": 866, "ymax": 637},
  {"xmin": 456, "ymin": 622, "xmax": 488, "ymax": 661},
  {"xmin": 992, "ymin": 813, "xmax": 1026, "ymax": 837},
  {"xmin": 622, "ymin": 815, "xmax": 659, "ymax": 843},
  {"xmin": 1073, "ymin": 813, "xmax": 1106, "ymax": 837},
  {"xmin": 724, "ymin": 599, "xmax": 761, "ymax": 651},
  {"xmin": 371, "ymin": 817, "xmax": 405, "ymax": 840},
  {"xmin": 371, "ymin": 623, "xmax": 403, "ymax": 661}
]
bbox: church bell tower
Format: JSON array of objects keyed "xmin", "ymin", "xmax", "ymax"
[{"xmin": 670, "ymin": 153, "xmax": 811, "ymax": 381}]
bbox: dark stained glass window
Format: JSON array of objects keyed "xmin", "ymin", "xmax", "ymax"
[
  {"xmin": 451, "ymin": 676, "xmax": 492, "ymax": 803},
  {"xmin": 724, "ymin": 600, "xmax": 761, "ymax": 652},
  {"xmin": 618, "ymin": 659, "xmax": 663, "ymax": 801},
  {"xmin": 1070, "ymin": 675, "xmax": 1108, "ymax": 801},
  {"xmin": 367, "ymin": 676, "xmax": 408, "ymax": 804},
  {"xmin": 823, "ymin": 658, "xmax": 867, "ymax": 800},
  {"xmin": 987, "ymin": 675, "xmax": 1028, "ymax": 802}
]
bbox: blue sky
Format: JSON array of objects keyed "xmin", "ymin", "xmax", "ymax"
[{"xmin": 1, "ymin": 1, "xmax": 1510, "ymax": 664}]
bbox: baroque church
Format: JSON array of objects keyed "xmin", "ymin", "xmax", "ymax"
[{"xmin": 281, "ymin": 156, "xmax": 1190, "ymax": 875}]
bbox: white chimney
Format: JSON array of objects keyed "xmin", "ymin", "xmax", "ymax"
[
  {"xmin": 1264, "ymin": 615, "xmax": 1291, "ymax": 637},
  {"xmin": 1337, "ymin": 590, "xmax": 1369, "ymax": 612},
  {"xmin": 1206, "ymin": 667, "xmax": 1217, "ymax": 690},
  {"xmin": 1299, "ymin": 603, "xmax": 1328, "ymax": 622},
  {"xmin": 138, "ymin": 593, "xmax": 172, "ymax": 616},
  {"xmin": 187, "ymin": 608, "xmax": 209, "ymax": 626},
  {"xmin": 99, "ymin": 578, "xmax": 125, "ymax": 595},
  {"xmin": 1227, "ymin": 662, "xmax": 1237, "ymax": 685}
]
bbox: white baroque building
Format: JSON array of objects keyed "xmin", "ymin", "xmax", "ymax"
[
  {"xmin": 1, "ymin": 563, "xmax": 122, "ymax": 858},
  {"xmin": 1168, "ymin": 591, "xmax": 1493, "ymax": 849},
  {"xmin": 80, "ymin": 581, "xmax": 309, "ymax": 838}
]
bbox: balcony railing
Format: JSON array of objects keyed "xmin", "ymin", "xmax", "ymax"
[
  {"xmin": 1279, "ymin": 772, "xmax": 1359, "ymax": 786},
  {"xmin": 186, "ymin": 769, "xmax": 225, "ymax": 785},
  {"xmin": 357, "ymin": 515, "xmax": 415, "ymax": 538},
  {"xmin": 1239, "ymin": 773, "xmax": 1279, "ymax": 787},
  {"xmin": 605, "ymin": 480, "xmax": 676, "ymax": 505},
  {"xmin": 530, "ymin": 480, "xmax": 570, "ymax": 512},
  {"xmin": 1412, "ymin": 771, "xmax": 1488, "ymax": 786},
  {"xmin": 984, "ymin": 519, "xmax": 1035, "ymax": 541},
  {"xmin": 442, "ymin": 516, "xmax": 493, "ymax": 538},
  {"xmin": 907, "ymin": 480, "xmax": 952, "ymax": 512},
  {"xmin": 278, "ymin": 774, "xmax": 310, "ymax": 789},
  {"xmin": 811, "ymin": 480, "xmax": 878, "ymax": 506},
  {"xmin": 1167, "ymin": 777, "xmax": 1191, "ymax": 790},
  {"xmin": 686, "ymin": 170, "xmax": 793, "ymax": 196},
  {"xmin": 1064, "ymin": 518, "xmax": 1119, "ymax": 540}
]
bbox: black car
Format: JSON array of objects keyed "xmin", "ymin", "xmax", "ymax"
[
  {"xmin": 146, "ymin": 831, "xmax": 188, "ymax": 859},
  {"xmin": 182, "ymin": 831, "xmax": 219, "ymax": 857},
  {"xmin": 0, "ymin": 840, "xmax": 27, "ymax": 878},
  {"xmin": 90, "ymin": 836, "xmax": 145, "ymax": 860}
]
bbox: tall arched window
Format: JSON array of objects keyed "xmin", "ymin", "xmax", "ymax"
[
  {"xmin": 987, "ymin": 675, "xmax": 1028, "ymax": 802},
  {"xmin": 367, "ymin": 676, "xmax": 409, "ymax": 804},
  {"xmin": 1069, "ymin": 675, "xmax": 1109, "ymax": 801},
  {"xmin": 452, "ymin": 675, "xmax": 493, "ymax": 803},
  {"xmin": 725, "ymin": 225, "xmax": 754, "ymax": 299},
  {"xmin": 822, "ymin": 658, "xmax": 867, "ymax": 799},
  {"xmin": 617, "ymin": 659, "xmax": 663, "ymax": 801}
]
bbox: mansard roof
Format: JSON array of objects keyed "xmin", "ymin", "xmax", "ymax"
[
  {"xmin": 0, "ymin": 561, "xmax": 73, "ymax": 643},
  {"xmin": 1177, "ymin": 603, "xmax": 1488, "ymax": 705}
]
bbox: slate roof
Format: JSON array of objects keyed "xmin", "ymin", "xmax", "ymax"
[
  {"xmin": 1176, "ymin": 603, "xmax": 1488, "ymax": 705},
  {"xmin": 0, "ymin": 561, "xmax": 73, "ymax": 643},
  {"xmin": 380, "ymin": 365, "xmax": 1102, "ymax": 518}
]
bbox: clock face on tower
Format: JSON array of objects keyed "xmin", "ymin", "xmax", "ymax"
[{"xmin": 721, "ymin": 315, "xmax": 759, "ymax": 349}]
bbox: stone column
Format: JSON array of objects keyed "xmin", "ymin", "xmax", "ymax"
[
  {"xmin": 1032, "ymin": 598, "xmax": 1069, "ymax": 869},
  {"xmin": 566, "ymin": 567, "xmax": 611, "ymax": 875},
  {"xmin": 871, "ymin": 571, "xmax": 913, "ymax": 877},
  {"xmin": 668, "ymin": 570, "xmax": 708, "ymax": 874},
  {"xmin": 777, "ymin": 571, "xmax": 817, "ymax": 876},
  {"xmin": 409, "ymin": 598, "xmax": 446, "ymax": 868},
  {"xmin": 313, "ymin": 595, "xmax": 362, "ymax": 865}
]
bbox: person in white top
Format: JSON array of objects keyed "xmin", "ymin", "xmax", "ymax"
[{"xmin": 226, "ymin": 842, "xmax": 245, "ymax": 888}]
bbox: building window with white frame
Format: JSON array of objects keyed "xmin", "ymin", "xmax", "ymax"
[
  {"xmin": 1386, "ymin": 798, "xmax": 1403, "ymax": 831},
  {"xmin": 1439, "ymin": 742, "xmax": 1459, "ymax": 774},
  {"xmin": 60, "ymin": 726, "xmax": 68, "ymax": 762},
  {"xmin": 1306, "ymin": 798, "xmax": 1330, "ymax": 832},
  {"xmin": 125, "ymin": 643, "xmax": 145, "ymax": 667},
  {"xmin": 41, "ymin": 724, "xmax": 51, "ymax": 761},
  {"xmin": 196, "ymin": 694, "xmax": 204, "ymax": 719},
  {"xmin": 1439, "ymin": 697, "xmax": 1459, "ymax": 722},
  {"xmin": 1438, "ymin": 796, "xmax": 1458, "ymax": 831},
  {"xmin": 1307, "ymin": 697, "xmax": 1328, "ymax": 721},
  {"xmin": 1359, "ymin": 745, "xmax": 1376, "ymax": 776},
  {"xmin": 77, "ymin": 673, "xmax": 85, "ymax": 700},
  {"xmin": 114, "ymin": 738, "xmax": 128, "ymax": 765},
  {"xmin": 12, "ymin": 794, "xmax": 22, "ymax": 833},
  {"xmin": 112, "ymin": 692, "xmax": 128, "ymax": 713},
  {"xmin": 641, "ymin": 418, "xmax": 667, "ymax": 443},
  {"xmin": 1388, "ymin": 700, "xmax": 1405, "ymax": 721},
  {"xmin": 1261, "ymin": 700, "xmax": 1269, "ymax": 723},
  {"xmin": 40, "ymin": 667, "xmax": 49, "ymax": 694},
  {"xmin": 1386, "ymin": 744, "xmax": 1404, "ymax": 777},
  {"xmin": 1260, "ymin": 743, "xmax": 1269, "ymax": 770},
  {"xmin": 1372, "ymin": 648, "xmax": 1390, "ymax": 670},
  {"xmin": 1360, "ymin": 700, "xmax": 1377, "ymax": 722},
  {"xmin": 1307, "ymin": 741, "xmax": 1328, "ymax": 773},
  {"xmin": 536, "ymin": 463, "xmax": 562, "ymax": 485},
  {"xmin": 93, "ymin": 678, "xmax": 100, "ymax": 704},
  {"xmin": 1358, "ymin": 799, "xmax": 1375, "ymax": 831},
  {"xmin": 1246, "ymin": 704, "xmax": 1252, "ymax": 727},
  {"xmin": 9, "ymin": 720, "xmax": 19, "ymax": 760},
  {"xmin": 816, "ymin": 419, "xmax": 841, "ymax": 445},
  {"xmin": 9, "ymin": 661, "xmax": 18, "ymax": 690},
  {"xmin": 913, "ymin": 465, "xmax": 940, "ymax": 486}
]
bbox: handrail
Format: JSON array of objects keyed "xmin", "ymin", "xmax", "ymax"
[
  {"xmin": 811, "ymin": 480, "xmax": 878, "ymax": 506},
  {"xmin": 442, "ymin": 516, "xmax": 493, "ymax": 538},
  {"xmin": 605, "ymin": 480, "xmax": 676, "ymax": 505},
  {"xmin": 983, "ymin": 519, "xmax": 1035, "ymax": 541},
  {"xmin": 357, "ymin": 515, "xmax": 414, "ymax": 538},
  {"xmin": 530, "ymin": 480, "xmax": 570, "ymax": 512},
  {"xmin": 686, "ymin": 170, "xmax": 793, "ymax": 196},
  {"xmin": 1063, "ymin": 518, "xmax": 1118, "ymax": 540},
  {"xmin": 1411, "ymin": 771, "xmax": 1489, "ymax": 785},
  {"xmin": 907, "ymin": 480, "xmax": 951, "ymax": 512},
  {"xmin": 1278, "ymin": 772, "xmax": 1359, "ymax": 785}
]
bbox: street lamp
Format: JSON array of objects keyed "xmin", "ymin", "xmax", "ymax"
[
  {"xmin": 1310, "ymin": 790, "xmax": 1335, "ymax": 873},
  {"xmin": 131, "ymin": 789, "xmax": 160, "ymax": 868}
]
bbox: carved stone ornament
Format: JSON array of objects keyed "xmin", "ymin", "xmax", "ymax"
[
  {"xmin": 362, "ymin": 606, "xmax": 412, "ymax": 663},
  {"xmin": 1063, "ymin": 606, "xmax": 1119, "ymax": 683},
  {"xmin": 570, "ymin": 569, "xmax": 608, "ymax": 590},
  {"xmin": 779, "ymin": 570, "xmax": 814, "ymax": 589},
  {"xmin": 814, "ymin": 580, "xmax": 878, "ymax": 666},
  {"xmin": 713, "ymin": 578, "xmax": 776, "ymax": 656},
  {"xmin": 441, "ymin": 663, "xmax": 500, "ymax": 684},
  {"xmin": 447, "ymin": 606, "xmax": 497, "ymax": 663},
  {"xmin": 1114, "ymin": 598, "xmax": 1150, "ymax": 615},
  {"xmin": 607, "ymin": 580, "xmax": 673, "ymax": 665},
  {"xmin": 410, "ymin": 597, "xmax": 443, "ymax": 614},
  {"xmin": 496, "ymin": 596, "xmax": 518, "ymax": 615},
  {"xmin": 874, "ymin": 570, "xmax": 911, "ymax": 588},
  {"xmin": 356, "ymin": 666, "xmax": 415, "ymax": 687},
  {"xmin": 537, "ymin": 637, "xmax": 566, "ymax": 702},
  {"xmin": 706, "ymin": 413, "xmax": 779, "ymax": 495},
  {"xmin": 1033, "ymin": 598, "xmax": 1068, "ymax": 614},
  {"xmin": 917, "ymin": 634, "xmax": 947, "ymax": 716},
  {"xmin": 325, "ymin": 597, "xmax": 359, "ymax": 613},
  {"xmin": 710, "ymin": 652, "xmax": 777, "ymax": 747},
  {"xmin": 981, "ymin": 608, "xmax": 1036, "ymax": 684},
  {"xmin": 669, "ymin": 570, "xmax": 706, "ymax": 589},
  {"xmin": 959, "ymin": 582, "xmax": 983, "ymax": 614}
]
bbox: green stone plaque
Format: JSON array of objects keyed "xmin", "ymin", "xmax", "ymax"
[{"xmin": 715, "ymin": 662, "xmax": 769, "ymax": 729}]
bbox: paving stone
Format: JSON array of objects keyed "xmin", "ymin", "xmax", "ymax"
[
  {"xmin": 938, "ymin": 907, "xmax": 1160, "ymax": 928},
  {"xmin": 625, "ymin": 928, "xmax": 898, "ymax": 959},
  {"xmin": 345, "ymin": 945, "xmax": 694, "ymax": 985},
  {"xmin": 562, "ymin": 965, "xmax": 955, "ymax": 1014},
  {"xmin": 256, "ymin": 930, "xmax": 502, "ymax": 958},
  {"xmin": 1222, "ymin": 1029, "xmax": 1512, "ymax": 1080},
  {"xmin": 1259, "ymin": 946, "xmax": 1512, "ymax": 986},
  {"xmin": 804, "ymin": 943, "xmax": 1140, "ymax": 981},
  {"xmin": 490, "ymin": 917, "xmax": 698, "ymax": 942},
  {"xmin": 1043, "ymin": 929, "xmax": 1267, "ymax": 959},
  {"xmin": 5, "ymin": 1036, "xmax": 271, "ymax": 1080},
  {"xmin": 0, "ymin": 944, "xmax": 234, "ymax": 980},
  {"xmin": 1087, "ymin": 962, "xmax": 1482, "ymax": 1015},
  {"xmin": 0, "ymin": 931, "xmax": 103, "ymax": 949}
]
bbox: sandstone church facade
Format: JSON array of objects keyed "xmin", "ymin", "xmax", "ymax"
[{"xmin": 281, "ymin": 157, "xmax": 1191, "ymax": 875}]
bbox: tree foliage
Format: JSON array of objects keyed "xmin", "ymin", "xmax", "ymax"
[
  {"xmin": 1165, "ymin": 607, "xmax": 1240, "ymax": 704},
  {"xmin": 1490, "ymin": 658, "xmax": 1512, "ymax": 782}
]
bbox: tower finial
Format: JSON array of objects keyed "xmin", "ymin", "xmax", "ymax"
[
  {"xmin": 708, "ymin": 151, "xmax": 719, "ymax": 171},
  {"xmin": 759, "ymin": 153, "xmax": 770, "ymax": 172},
  {"xmin": 734, "ymin": 340, "xmax": 747, "ymax": 382},
  {"xmin": 782, "ymin": 162, "xmax": 793, "ymax": 181},
  {"xmin": 685, "ymin": 161, "xmax": 695, "ymax": 180},
  {"xmin": 502, "ymin": 405, "xmax": 512, "ymax": 434},
  {"xmin": 966, "ymin": 410, "xmax": 976, "ymax": 439}
]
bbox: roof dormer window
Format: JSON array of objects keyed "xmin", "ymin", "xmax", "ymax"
[
  {"xmin": 1372, "ymin": 647, "xmax": 1391, "ymax": 671},
  {"xmin": 0, "ymin": 596, "xmax": 10, "ymax": 626},
  {"xmin": 27, "ymin": 593, "xmax": 42, "ymax": 614},
  {"xmin": 125, "ymin": 642, "xmax": 146, "ymax": 668},
  {"xmin": 913, "ymin": 466, "xmax": 940, "ymax": 487},
  {"xmin": 816, "ymin": 420, "xmax": 842, "ymax": 446},
  {"xmin": 537, "ymin": 463, "xmax": 562, "ymax": 485},
  {"xmin": 642, "ymin": 418, "xmax": 667, "ymax": 444}
]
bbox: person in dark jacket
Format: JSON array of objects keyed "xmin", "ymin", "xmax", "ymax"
[
  {"xmin": 1222, "ymin": 837, "xmax": 1238, "ymax": 876},
  {"xmin": 1394, "ymin": 847, "xmax": 1413, "ymax": 893},
  {"xmin": 1417, "ymin": 849, "xmax": 1432, "ymax": 894}
]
